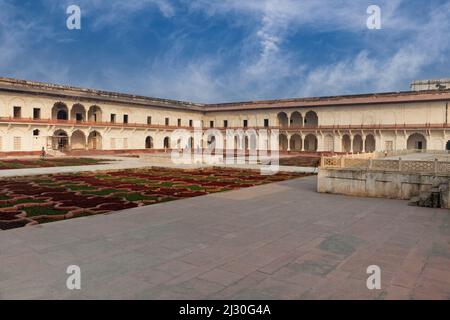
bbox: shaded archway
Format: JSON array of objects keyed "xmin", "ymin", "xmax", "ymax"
[
  {"xmin": 88, "ymin": 105, "xmax": 102, "ymax": 122},
  {"xmin": 71, "ymin": 104, "xmax": 86, "ymax": 122},
  {"xmin": 365, "ymin": 134, "xmax": 376, "ymax": 152},
  {"xmin": 289, "ymin": 134, "xmax": 302, "ymax": 151},
  {"xmin": 88, "ymin": 131, "xmax": 102, "ymax": 150},
  {"xmin": 244, "ymin": 136, "xmax": 249, "ymax": 150},
  {"xmin": 234, "ymin": 136, "xmax": 240, "ymax": 150},
  {"xmin": 446, "ymin": 140, "xmax": 450, "ymax": 151},
  {"xmin": 353, "ymin": 135, "xmax": 363, "ymax": 153},
  {"xmin": 407, "ymin": 133, "xmax": 427, "ymax": 150},
  {"xmin": 163, "ymin": 137, "xmax": 170, "ymax": 149},
  {"xmin": 304, "ymin": 111, "xmax": 318, "ymax": 128},
  {"xmin": 206, "ymin": 135, "xmax": 217, "ymax": 153},
  {"xmin": 71, "ymin": 130, "xmax": 86, "ymax": 150},
  {"xmin": 304, "ymin": 134, "xmax": 318, "ymax": 151},
  {"xmin": 324, "ymin": 134, "xmax": 334, "ymax": 152},
  {"xmin": 277, "ymin": 112, "xmax": 289, "ymax": 128},
  {"xmin": 145, "ymin": 136, "xmax": 153, "ymax": 149},
  {"xmin": 52, "ymin": 129, "xmax": 68, "ymax": 150},
  {"xmin": 244, "ymin": 131, "xmax": 258, "ymax": 152},
  {"xmin": 342, "ymin": 135, "xmax": 351, "ymax": 153},
  {"xmin": 279, "ymin": 134, "xmax": 288, "ymax": 151},
  {"xmin": 290, "ymin": 112, "xmax": 303, "ymax": 128},
  {"xmin": 52, "ymin": 102, "xmax": 68, "ymax": 120}
]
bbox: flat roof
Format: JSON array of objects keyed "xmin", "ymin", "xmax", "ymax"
[
  {"xmin": 0, "ymin": 77, "xmax": 204, "ymax": 112},
  {"xmin": 1, "ymin": 76, "xmax": 450, "ymax": 112}
]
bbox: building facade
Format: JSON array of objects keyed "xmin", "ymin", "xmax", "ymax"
[{"xmin": 0, "ymin": 77, "xmax": 449, "ymax": 155}]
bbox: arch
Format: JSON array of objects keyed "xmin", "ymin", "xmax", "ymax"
[
  {"xmin": 71, "ymin": 130, "xmax": 86, "ymax": 150},
  {"xmin": 175, "ymin": 138, "xmax": 183, "ymax": 149},
  {"xmin": 290, "ymin": 112, "xmax": 303, "ymax": 128},
  {"xmin": 245, "ymin": 130, "xmax": 258, "ymax": 151},
  {"xmin": 342, "ymin": 134, "xmax": 351, "ymax": 153},
  {"xmin": 277, "ymin": 112, "xmax": 289, "ymax": 128},
  {"xmin": 244, "ymin": 136, "xmax": 249, "ymax": 150},
  {"xmin": 249, "ymin": 134, "xmax": 257, "ymax": 151},
  {"xmin": 446, "ymin": 140, "xmax": 450, "ymax": 151},
  {"xmin": 289, "ymin": 134, "xmax": 302, "ymax": 151},
  {"xmin": 88, "ymin": 131, "xmax": 102, "ymax": 150},
  {"xmin": 353, "ymin": 135, "xmax": 363, "ymax": 153},
  {"xmin": 88, "ymin": 105, "xmax": 102, "ymax": 122},
  {"xmin": 163, "ymin": 136, "xmax": 170, "ymax": 149},
  {"xmin": 304, "ymin": 134, "xmax": 318, "ymax": 152},
  {"xmin": 145, "ymin": 136, "xmax": 153, "ymax": 149},
  {"xmin": 234, "ymin": 134, "xmax": 247, "ymax": 151},
  {"xmin": 52, "ymin": 102, "xmax": 68, "ymax": 120},
  {"xmin": 234, "ymin": 136, "xmax": 240, "ymax": 150},
  {"xmin": 324, "ymin": 134, "xmax": 334, "ymax": 152},
  {"xmin": 279, "ymin": 134, "xmax": 288, "ymax": 151},
  {"xmin": 208, "ymin": 135, "xmax": 217, "ymax": 153},
  {"xmin": 52, "ymin": 129, "xmax": 69, "ymax": 150},
  {"xmin": 71, "ymin": 104, "xmax": 86, "ymax": 122},
  {"xmin": 304, "ymin": 111, "xmax": 318, "ymax": 128},
  {"xmin": 365, "ymin": 134, "xmax": 376, "ymax": 152},
  {"xmin": 407, "ymin": 133, "xmax": 427, "ymax": 150}
]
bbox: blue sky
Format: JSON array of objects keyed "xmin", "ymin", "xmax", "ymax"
[{"xmin": 0, "ymin": 0, "xmax": 449, "ymax": 103}]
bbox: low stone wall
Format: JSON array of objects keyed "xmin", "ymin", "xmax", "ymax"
[{"xmin": 317, "ymin": 168, "xmax": 450, "ymax": 209}]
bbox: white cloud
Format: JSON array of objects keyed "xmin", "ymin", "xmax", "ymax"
[
  {"xmin": 73, "ymin": 0, "xmax": 176, "ymax": 29},
  {"xmin": 1, "ymin": 0, "xmax": 450, "ymax": 103},
  {"xmin": 297, "ymin": 1, "xmax": 450, "ymax": 97},
  {"xmin": 0, "ymin": 1, "xmax": 64, "ymax": 82}
]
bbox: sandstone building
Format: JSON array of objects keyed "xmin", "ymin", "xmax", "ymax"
[{"xmin": 0, "ymin": 77, "xmax": 449, "ymax": 155}]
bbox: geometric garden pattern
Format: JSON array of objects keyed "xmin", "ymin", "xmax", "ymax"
[{"xmin": 0, "ymin": 167, "xmax": 307, "ymax": 230}]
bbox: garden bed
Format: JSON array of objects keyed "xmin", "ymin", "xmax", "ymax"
[
  {"xmin": 0, "ymin": 167, "xmax": 309, "ymax": 230},
  {"xmin": 0, "ymin": 158, "xmax": 112, "ymax": 170}
]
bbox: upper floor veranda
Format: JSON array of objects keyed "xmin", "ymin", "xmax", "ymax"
[{"xmin": 1, "ymin": 76, "xmax": 450, "ymax": 132}]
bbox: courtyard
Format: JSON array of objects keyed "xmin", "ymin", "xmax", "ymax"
[
  {"xmin": 0, "ymin": 167, "xmax": 305, "ymax": 230},
  {"xmin": 0, "ymin": 158, "xmax": 112, "ymax": 170},
  {"xmin": 0, "ymin": 174, "xmax": 449, "ymax": 299}
]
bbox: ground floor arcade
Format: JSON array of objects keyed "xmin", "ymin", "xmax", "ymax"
[{"xmin": 0, "ymin": 125, "xmax": 449, "ymax": 154}]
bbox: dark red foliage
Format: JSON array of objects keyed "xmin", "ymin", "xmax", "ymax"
[
  {"xmin": 176, "ymin": 191, "xmax": 208, "ymax": 197},
  {"xmin": 59, "ymin": 197, "xmax": 123, "ymax": 208},
  {"xmin": 95, "ymin": 202, "xmax": 138, "ymax": 211},
  {"xmin": 0, "ymin": 211, "xmax": 22, "ymax": 221},
  {"xmin": 0, "ymin": 219, "xmax": 29, "ymax": 230}
]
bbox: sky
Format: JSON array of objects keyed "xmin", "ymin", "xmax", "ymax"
[{"xmin": 0, "ymin": 0, "xmax": 449, "ymax": 103}]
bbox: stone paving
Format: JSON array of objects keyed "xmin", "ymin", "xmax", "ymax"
[
  {"xmin": 0, "ymin": 155, "xmax": 317, "ymax": 178},
  {"xmin": 0, "ymin": 176, "xmax": 449, "ymax": 300}
]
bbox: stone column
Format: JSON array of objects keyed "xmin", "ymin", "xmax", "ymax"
[
  {"xmin": 350, "ymin": 135, "xmax": 354, "ymax": 153},
  {"xmin": 317, "ymin": 134, "xmax": 324, "ymax": 152}
]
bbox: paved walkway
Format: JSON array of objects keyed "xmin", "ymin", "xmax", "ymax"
[
  {"xmin": 0, "ymin": 156, "xmax": 151, "ymax": 177},
  {"xmin": 0, "ymin": 156, "xmax": 316, "ymax": 177},
  {"xmin": 1, "ymin": 176, "xmax": 449, "ymax": 299}
]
